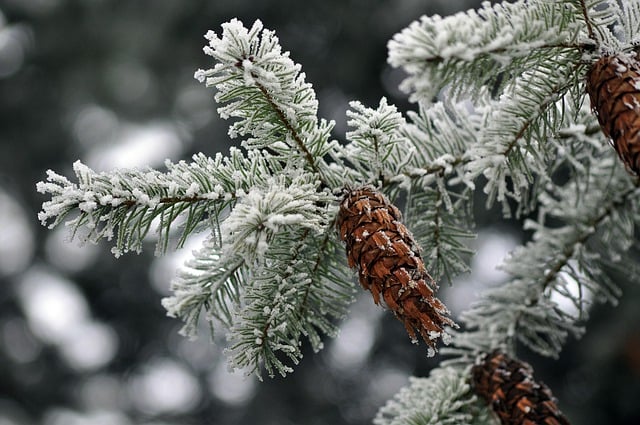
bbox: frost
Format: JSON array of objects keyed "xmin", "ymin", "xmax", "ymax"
[
  {"xmin": 220, "ymin": 173, "xmax": 329, "ymax": 264},
  {"xmin": 388, "ymin": 0, "xmax": 582, "ymax": 102},
  {"xmin": 36, "ymin": 7, "xmax": 640, "ymax": 390},
  {"xmin": 185, "ymin": 182, "xmax": 201, "ymax": 197}
]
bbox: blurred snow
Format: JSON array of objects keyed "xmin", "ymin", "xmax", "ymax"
[
  {"xmin": 17, "ymin": 266, "xmax": 118, "ymax": 370},
  {"xmin": 446, "ymin": 228, "xmax": 519, "ymax": 314},
  {"xmin": 208, "ymin": 361, "xmax": 256, "ymax": 405},
  {"xmin": 1, "ymin": 0, "xmax": 62, "ymax": 16},
  {"xmin": 550, "ymin": 264, "xmax": 593, "ymax": 318},
  {"xmin": 150, "ymin": 231, "xmax": 208, "ymax": 295},
  {"xmin": 127, "ymin": 358, "xmax": 202, "ymax": 414},
  {"xmin": 71, "ymin": 101, "xmax": 189, "ymax": 172},
  {"xmin": 0, "ymin": 16, "xmax": 33, "ymax": 79},
  {"xmin": 0, "ymin": 188, "xmax": 35, "ymax": 277},
  {"xmin": 174, "ymin": 84, "xmax": 217, "ymax": 130},
  {"xmin": 328, "ymin": 295, "xmax": 383, "ymax": 371},
  {"xmin": 18, "ymin": 267, "xmax": 89, "ymax": 342},
  {"xmin": 57, "ymin": 321, "xmax": 118, "ymax": 371},
  {"xmin": 330, "ymin": 316, "xmax": 375, "ymax": 370},
  {"xmin": 104, "ymin": 60, "xmax": 154, "ymax": 105},
  {"xmin": 77, "ymin": 374, "xmax": 124, "ymax": 412},
  {"xmin": 0, "ymin": 399, "xmax": 31, "ymax": 425},
  {"xmin": 43, "ymin": 408, "xmax": 131, "ymax": 425},
  {"xmin": 44, "ymin": 226, "xmax": 100, "ymax": 273},
  {"xmin": 84, "ymin": 121, "xmax": 186, "ymax": 171},
  {"xmin": 1, "ymin": 317, "xmax": 41, "ymax": 364},
  {"xmin": 71, "ymin": 105, "xmax": 120, "ymax": 149},
  {"xmin": 367, "ymin": 367, "xmax": 410, "ymax": 407}
]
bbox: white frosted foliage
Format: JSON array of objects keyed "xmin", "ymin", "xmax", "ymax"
[
  {"xmin": 36, "ymin": 6, "xmax": 640, "ymax": 404},
  {"xmin": 374, "ymin": 367, "xmax": 495, "ymax": 425},
  {"xmin": 220, "ymin": 174, "xmax": 329, "ymax": 264}
]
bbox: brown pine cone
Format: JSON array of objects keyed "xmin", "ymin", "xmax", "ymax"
[
  {"xmin": 586, "ymin": 53, "xmax": 640, "ymax": 176},
  {"xmin": 336, "ymin": 186, "xmax": 457, "ymax": 354},
  {"xmin": 471, "ymin": 350, "xmax": 571, "ymax": 425}
]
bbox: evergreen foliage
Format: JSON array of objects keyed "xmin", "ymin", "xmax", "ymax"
[{"xmin": 36, "ymin": 0, "xmax": 640, "ymax": 421}]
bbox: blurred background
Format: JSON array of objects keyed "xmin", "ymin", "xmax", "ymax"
[{"xmin": 0, "ymin": 0, "xmax": 638, "ymax": 424}]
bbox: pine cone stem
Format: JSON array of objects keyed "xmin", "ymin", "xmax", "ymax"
[{"xmin": 336, "ymin": 186, "xmax": 457, "ymax": 355}]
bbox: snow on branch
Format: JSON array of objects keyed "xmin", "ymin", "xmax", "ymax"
[
  {"xmin": 36, "ymin": 0, "xmax": 640, "ymax": 391},
  {"xmin": 374, "ymin": 367, "xmax": 496, "ymax": 425},
  {"xmin": 225, "ymin": 231, "xmax": 354, "ymax": 378},
  {"xmin": 162, "ymin": 172, "xmax": 355, "ymax": 378},
  {"xmin": 220, "ymin": 172, "xmax": 331, "ymax": 264},
  {"xmin": 447, "ymin": 117, "xmax": 640, "ymax": 362},
  {"xmin": 465, "ymin": 51, "xmax": 584, "ymax": 214},
  {"xmin": 195, "ymin": 19, "xmax": 339, "ymax": 183},
  {"xmin": 162, "ymin": 233, "xmax": 244, "ymax": 336},
  {"xmin": 36, "ymin": 148, "xmax": 280, "ymax": 256},
  {"xmin": 616, "ymin": 0, "xmax": 640, "ymax": 45},
  {"xmin": 387, "ymin": 0, "xmax": 584, "ymax": 103},
  {"xmin": 404, "ymin": 183, "xmax": 475, "ymax": 284},
  {"xmin": 339, "ymin": 97, "xmax": 414, "ymax": 185}
]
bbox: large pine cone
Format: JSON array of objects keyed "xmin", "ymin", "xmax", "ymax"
[
  {"xmin": 587, "ymin": 53, "xmax": 640, "ymax": 176},
  {"xmin": 336, "ymin": 186, "xmax": 457, "ymax": 354},
  {"xmin": 471, "ymin": 350, "xmax": 570, "ymax": 425}
]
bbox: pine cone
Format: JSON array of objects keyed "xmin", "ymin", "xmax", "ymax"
[
  {"xmin": 336, "ymin": 186, "xmax": 457, "ymax": 354},
  {"xmin": 586, "ymin": 53, "xmax": 640, "ymax": 176},
  {"xmin": 471, "ymin": 350, "xmax": 571, "ymax": 425}
]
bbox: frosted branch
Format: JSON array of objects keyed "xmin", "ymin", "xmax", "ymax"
[
  {"xmin": 196, "ymin": 19, "xmax": 340, "ymax": 185},
  {"xmin": 36, "ymin": 149, "xmax": 280, "ymax": 256},
  {"xmin": 374, "ymin": 367, "xmax": 496, "ymax": 425},
  {"xmin": 388, "ymin": 0, "xmax": 584, "ymax": 102}
]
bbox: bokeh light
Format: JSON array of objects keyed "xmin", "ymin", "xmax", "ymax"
[
  {"xmin": 17, "ymin": 267, "xmax": 118, "ymax": 371},
  {"xmin": 0, "ymin": 188, "xmax": 35, "ymax": 277},
  {"xmin": 127, "ymin": 358, "xmax": 202, "ymax": 415}
]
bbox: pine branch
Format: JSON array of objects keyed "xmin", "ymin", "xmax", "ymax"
[
  {"xmin": 387, "ymin": 0, "xmax": 584, "ymax": 103},
  {"xmin": 394, "ymin": 100, "xmax": 477, "ymax": 185},
  {"xmin": 571, "ymin": 0, "xmax": 624, "ymax": 48},
  {"xmin": 339, "ymin": 97, "xmax": 414, "ymax": 185},
  {"xmin": 447, "ymin": 116, "xmax": 640, "ymax": 362},
  {"xmin": 36, "ymin": 149, "xmax": 279, "ymax": 256},
  {"xmin": 36, "ymin": 4, "xmax": 640, "ymax": 404},
  {"xmin": 404, "ymin": 183, "xmax": 475, "ymax": 284},
  {"xmin": 617, "ymin": 0, "xmax": 640, "ymax": 44},
  {"xmin": 162, "ymin": 233, "xmax": 245, "ymax": 336},
  {"xmin": 374, "ymin": 367, "xmax": 497, "ymax": 425},
  {"xmin": 163, "ymin": 171, "xmax": 356, "ymax": 377},
  {"xmin": 225, "ymin": 227, "xmax": 354, "ymax": 378},
  {"xmin": 195, "ymin": 19, "xmax": 341, "ymax": 186},
  {"xmin": 465, "ymin": 51, "xmax": 585, "ymax": 214}
]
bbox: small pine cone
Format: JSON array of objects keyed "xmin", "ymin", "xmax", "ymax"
[
  {"xmin": 471, "ymin": 350, "xmax": 571, "ymax": 425},
  {"xmin": 586, "ymin": 53, "xmax": 640, "ymax": 176},
  {"xmin": 336, "ymin": 186, "xmax": 457, "ymax": 354}
]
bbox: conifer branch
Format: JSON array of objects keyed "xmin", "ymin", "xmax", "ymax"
[
  {"xmin": 195, "ymin": 19, "xmax": 340, "ymax": 185},
  {"xmin": 374, "ymin": 367, "xmax": 496, "ymax": 425},
  {"xmin": 36, "ymin": 8, "xmax": 640, "ymax": 416},
  {"xmin": 247, "ymin": 78, "xmax": 319, "ymax": 175},
  {"xmin": 387, "ymin": 0, "xmax": 583, "ymax": 102},
  {"xmin": 448, "ymin": 117, "xmax": 640, "ymax": 361},
  {"xmin": 36, "ymin": 149, "xmax": 280, "ymax": 256},
  {"xmin": 339, "ymin": 97, "xmax": 413, "ymax": 186}
]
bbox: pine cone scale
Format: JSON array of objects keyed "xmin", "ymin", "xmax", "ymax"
[
  {"xmin": 337, "ymin": 186, "xmax": 457, "ymax": 353},
  {"xmin": 471, "ymin": 350, "xmax": 571, "ymax": 425},
  {"xmin": 587, "ymin": 54, "xmax": 640, "ymax": 175}
]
